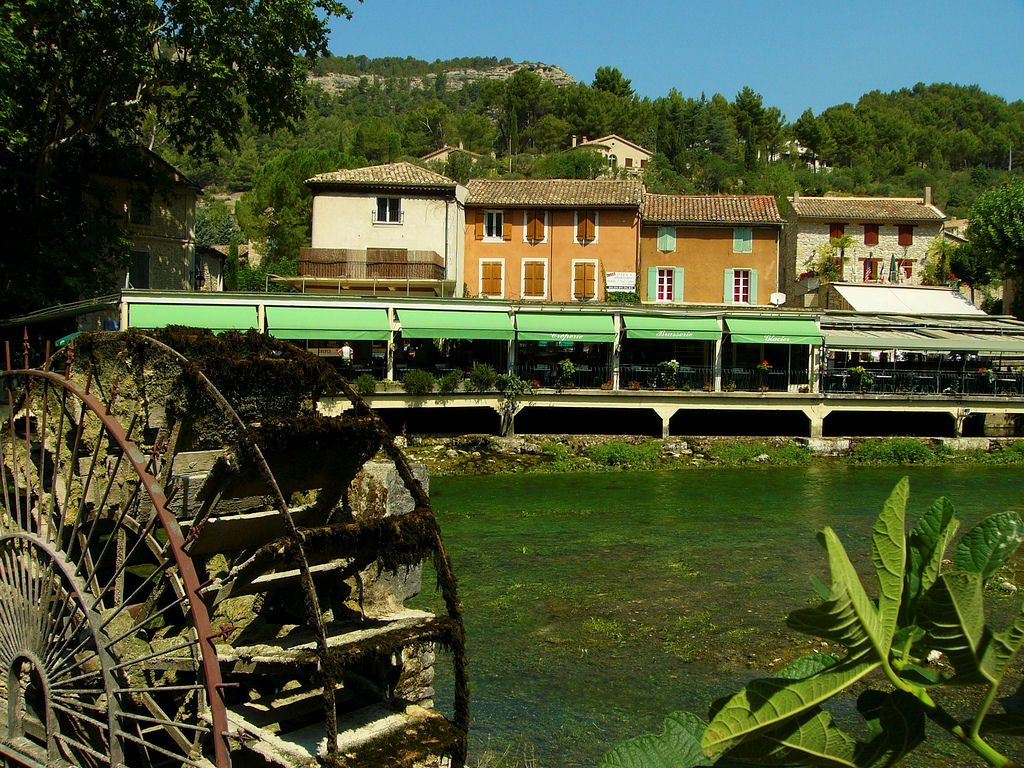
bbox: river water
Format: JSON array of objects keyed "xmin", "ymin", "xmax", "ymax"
[{"xmin": 411, "ymin": 464, "xmax": 1024, "ymax": 767}]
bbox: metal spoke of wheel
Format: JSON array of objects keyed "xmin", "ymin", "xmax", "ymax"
[{"xmin": 0, "ymin": 366, "xmax": 230, "ymax": 767}]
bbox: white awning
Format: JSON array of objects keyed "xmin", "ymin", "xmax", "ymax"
[{"xmin": 832, "ymin": 284, "xmax": 986, "ymax": 316}]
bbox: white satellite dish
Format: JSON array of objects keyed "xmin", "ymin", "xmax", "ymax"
[{"xmin": 770, "ymin": 292, "xmax": 786, "ymax": 306}]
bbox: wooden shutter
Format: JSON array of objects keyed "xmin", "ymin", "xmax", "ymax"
[
  {"xmin": 524, "ymin": 262, "xmax": 544, "ymax": 296},
  {"xmin": 646, "ymin": 267, "xmax": 658, "ymax": 301},
  {"xmin": 723, "ymin": 269, "xmax": 734, "ymax": 303},
  {"xmin": 863, "ymin": 224, "xmax": 879, "ymax": 245},
  {"xmin": 672, "ymin": 267, "xmax": 684, "ymax": 302},
  {"xmin": 474, "ymin": 209, "xmax": 484, "ymax": 240},
  {"xmin": 574, "ymin": 263, "xmax": 595, "ymax": 300},
  {"xmin": 898, "ymin": 225, "xmax": 913, "ymax": 246},
  {"xmin": 829, "ymin": 223, "xmax": 845, "ymax": 240},
  {"xmin": 625, "ymin": 158, "xmax": 633, "ymax": 168},
  {"xmin": 482, "ymin": 262, "xmax": 501, "ymax": 296},
  {"xmin": 502, "ymin": 212, "xmax": 512, "ymax": 241},
  {"xmin": 527, "ymin": 210, "xmax": 544, "ymax": 242},
  {"xmin": 657, "ymin": 226, "xmax": 675, "ymax": 252},
  {"xmin": 748, "ymin": 269, "xmax": 758, "ymax": 304},
  {"xmin": 577, "ymin": 210, "xmax": 596, "ymax": 242}
]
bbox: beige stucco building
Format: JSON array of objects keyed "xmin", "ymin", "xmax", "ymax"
[
  {"xmin": 300, "ymin": 162, "xmax": 467, "ymax": 296},
  {"xmin": 575, "ymin": 134, "xmax": 652, "ymax": 174},
  {"xmin": 783, "ymin": 189, "xmax": 946, "ymax": 308}
]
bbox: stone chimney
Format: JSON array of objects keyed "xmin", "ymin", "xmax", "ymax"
[
  {"xmin": 458, "ymin": 140, "xmax": 464, "ymax": 150},
  {"xmin": 793, "ymin": 190, "xmax": 800, "ymax": 202},
  {"xmin": 571, "ymin": 134, "xmax": 577, "ymax": 148},
  {"xmin": 924, "ymin": 186, "xmax": 933, "ymax": 205},
  {"xmin": 582, "ymin": 136, "xmax": 588, "ymax": 144}
]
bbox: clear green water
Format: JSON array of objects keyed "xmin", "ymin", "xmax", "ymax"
[{"xmin": 411, "ymin": 465, "xmax": 1024, "ymax": 767}]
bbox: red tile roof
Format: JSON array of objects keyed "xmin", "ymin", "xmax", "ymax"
[
  {"xmin": 642, "ymin": 194, "xmax": 784, "ymax": 224},
  {"xmin": 306, "ymin": 162, "xmax": 456, "ymax": 188},
  {"xmin": 467, "ymin": 178, "xmax": 644, "ymax": 207},
  {"xmin": 789, "ymin": 195, "xmax": 945, "ymax": 222}
]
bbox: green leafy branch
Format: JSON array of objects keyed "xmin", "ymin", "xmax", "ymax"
[{"xmin": 602, "ymin": 478, "xmax": 1024, "ymax": 768}]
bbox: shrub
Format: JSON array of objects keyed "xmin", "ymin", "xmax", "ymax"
[
  {"xmin": 709, "ymin": 441, "xmax": 810, "ymax": 465},
  {"xmin": 586, "ymin": 440, "xmax": 662, "ymax": 469},
  {"xmin": 400, "ymin": 369, "xmax": 435, "ymax": 396},
  {"xmin": 352, "ymin": 373, "xmax": 379, "ymax": 396},
  {"xmin": 466, "ymin": 363, "xmax": 497, "ymax": 392},
  {"xmin": 437, "ymin": 370, "xmax": 464, "ymax": 393},
  {"xmin": 854, "ymin": 437, "xmax": 935, "ymax": 464},
  {"xmin": 556, "ymin": 358, "xmax": 575, "ymax": 388}
]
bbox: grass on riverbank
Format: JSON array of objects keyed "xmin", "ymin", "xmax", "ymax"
[{"xmin": 404, "ymin": 435, "xmax": 1024, "ymax": 476}]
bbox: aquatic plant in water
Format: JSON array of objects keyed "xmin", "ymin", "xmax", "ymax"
[{"xmin": 601, "ymin": 478, "xmax": 1024, "ymax": 768}]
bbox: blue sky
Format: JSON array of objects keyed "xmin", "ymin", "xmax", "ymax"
[{"xmin": 327, "ymin": 0, "xmax": 1024, "ymax": 122}]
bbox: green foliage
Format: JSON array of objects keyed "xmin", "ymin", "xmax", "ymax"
[
  {"xmin": 0, "ymin": 0, "xmax": 353, "ymax": 311},
  {"xmin": 195, "ymin": 200, "xmax": 242, "ymax": 245},
  {"xmin": 556, "ymin": 358, "xmax": 576, "ymax": 388},
  {"xmin": 352, "ymin": 373, "xmax": 378, "ymax": 396},
  {"xmin": 592, "ymin": 66, "xmax": 634, "ymax": 99},
  {"xmin": 605, "ymin": 291, "xmax": 641, "ymax": 304},
  {"xmin": 400, "ymin": 369, "xmax": 435, "ymax": 396},
  {"xmin": 585, "ymin": 440, "xmax": 662, "ymax": 469},
  {"xmin": 854, "ymin": 438, "xmax": 936, "ymax": 464},
  {"xmin": 466, "ymin": 363, "xmax": 497, "ymax": 392},
  {"xmin": 847, "ymin": 365, "xmax": 875, "ymax": 391},
  {"xmin": 968, "ymin": 179, "xmax": 1024, "ymax": 280},
  {"xmin": 235, "ymin": 148, "xmax": 360, "ymax": 268},
  {"xmin": 606, "ymin": 479, "xmax": 1024, "ymax": 768},
  {"xmin": 708, "ymin": 442, "xmax": 810, "ymax": 465},
  {"xmin": 600, "ymin": 711, "xmax": 712, "ymax": 768},
  {"xmin": 437, "ymin": 370, "xmax": 464, "ymax": 394},
  {"xmin": 533, "ymin": 148, "xmax": 609, "ymax": 179}
]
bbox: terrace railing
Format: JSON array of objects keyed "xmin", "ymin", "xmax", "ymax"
[{"xmin": 821, "ymin": 369, "xmax": 1024, "ymax": 396}]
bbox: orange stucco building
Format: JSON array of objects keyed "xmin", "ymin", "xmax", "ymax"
[
  {"xmin": 464, "ymin": 179, "xmax": 643, "ymax": 302},
  {"xmin": 639, "ymin": 194, "xmax": 785, "ymax": 306}
]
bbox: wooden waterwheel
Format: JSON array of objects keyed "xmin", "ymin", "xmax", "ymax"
[{"xmin": 0, "ymin": 329, "xmax": 468, "ymax": 768}]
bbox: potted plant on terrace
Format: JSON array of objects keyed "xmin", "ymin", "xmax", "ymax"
[{"xmin": 556, "ymin": 358, "xmax": 575, "ymax": 390}]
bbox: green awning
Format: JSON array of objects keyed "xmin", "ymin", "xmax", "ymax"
[
  {"xmin": 822, "ymin": 330, "xmax": 944, "ymax": 351},
  {"xmin": 129, "ymin": 303, "xmax": 258, "ymax": 333},
  {"xmin": 56, "ymin": 331, "xmax": 83, "ymax": 348},
  {"xmin": 919, "ymin": 330, "xmax": 1024, "ymax": 354},
  {"xmin": 266, "ymin": 306, "xmax": 391, "ymax": 341},
  {"xmin": 516, "ymin": 313, "xmax": 616, "ymax": 342},
  {"xmin": 726, "ymin": 317, "xmax": 822, "ymax": 345},
  {"xmin": 624, "ymin": 315, "xmax": 721, "ymax": 341},
  {"xmin": 397, "ymin": 309, "xmax": 514, "ymax": 340}
]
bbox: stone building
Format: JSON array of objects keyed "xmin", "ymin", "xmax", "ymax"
[
  {"xmin": 100, "ymin": 154, "xmax": 201, "ymax": 291},
  {"xmin": 783, "ymin": 189, "xmax": 945, "ymax": 308}
]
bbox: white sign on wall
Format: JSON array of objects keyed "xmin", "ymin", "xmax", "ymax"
[{"xmin": 606, "ymin": 272, "xmax": 637, "ymax": 291}]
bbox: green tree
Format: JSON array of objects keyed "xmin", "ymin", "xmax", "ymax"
[
  {"xmin": 793, "ymin": 108, "xmax": 827, "ymax": 167},
  {"xmin": 0, "ymin": 0, "xmax": 353, "ymax": 312},
  {"xmin": 732, "ymin": 87, "xmax": 766, "ymax": 170},
  {"xmin": 968, "ymin": 180, "xmax": 1024, "ymax": 279},
  {"xmin": 948, "ymin": 242, "xmax": 993, "ymax": 303},
  {"xmin": 195, "ymin": 200, "xmax": 241, "ymax": 245},
  {"xmin": 592, "ymin": 66, "xmax": 634, "ymax": 98},
  {"xmin": 235, "ymin": 149, "xmax": 358, "ymax": 272}
]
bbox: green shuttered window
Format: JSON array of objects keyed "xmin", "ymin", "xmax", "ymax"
[
  {"xmin": 657, "ymin": 227, "xmax": 676, "ymax": 252},
  {"xmin": 732, "ymin": 227, "xmax": 753, "ymax": 253}
]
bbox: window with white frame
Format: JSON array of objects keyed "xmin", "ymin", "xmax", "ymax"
[
  {"xmin": 480, "ymin": 259, "xmax": 504, "ymax": 298},
  {"xmin": 522, "ymin": 260, "xmax": 547, "ymax": 298},
  {"xmin": 656, "ymin": 268, "xmax": 674, "ymax": 302},
  {"xmin": 732, "ymin": 269, "xmax": 751, "ymax": 304},
  {"xmin": 484, "ymin": 210, "xmax": 504, "ymax": 240},
  {"xmin": 375, "ymin": 197, "xmax": 401, "ymax": 223}
]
